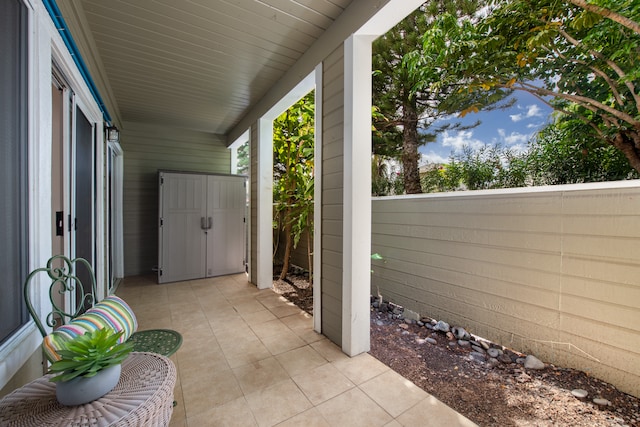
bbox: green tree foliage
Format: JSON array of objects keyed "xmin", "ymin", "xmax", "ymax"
[
  {"xmin": 420, "ymin": 117, "xmax": 639, "ymax": 193},
  {"xmin": 372, "ymin": 6, "xmax": 435, "ymax": 194},
  {"xmin": 273, "ymin": 91, "xmax": 315, "ymax": 280},
  {"xmin": 527, "ymin": 115, "xmax": 639, "ymax": 184},
  {"xmin": 407, "ymin": 0, "xmax": 640, "ymax": 173},
  {"xmin": 371, "ymin": 155, "xmax": 404, "ymax": 196},
  {"xmin": 236, "ymin": 142, "xmax": 249, "ymax": 175},
  {"xmin": 372, "ymin": 0, "xmax": 514, "ymax": 194},
  {"xmin": 421, "ymin": 145, "xmax": 528, "ymax": 192}
]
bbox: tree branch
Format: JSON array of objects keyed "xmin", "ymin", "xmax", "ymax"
[
  {"xmin": 514, "ymin": 81, "xmax": 636, "ymax": 126},
  {"xmin": 557, "ymin": 28, "xmax": 640, "ymax": 110},
  {"xmin": 566, "ymin": 0, "xmax": 640, "ymax": 35},
  {"xmin": 552, "ymin": 47, "xmax": 625, "ymax": 107}
]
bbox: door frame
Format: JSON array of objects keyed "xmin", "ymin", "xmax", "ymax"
[
  {"xmin": 51, "ymin": 50, "xmax": 106, "ymax": 299},
  {"xmin": 107, "ymin": 141, "xmax": 124, "ymax": 293}
]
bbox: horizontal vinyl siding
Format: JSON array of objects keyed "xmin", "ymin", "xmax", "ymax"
[
  {"xmin": 122, "ymin": 122, "xmax": 230, "ymax": 276},
  {"xmin": 250, "ymin": 123, "xmax": 258, "ymax": 283},
  {"xmin": 371, "ymin": 183, "xmax": 640, "ymax": 397},
  {"xmin": 321, "ymin": 47, "xmax": 344, "ymax": 346}
]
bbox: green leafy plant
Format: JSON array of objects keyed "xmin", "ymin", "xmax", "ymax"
[{"xmin": 49, "ymin": 328, "xmax": 134, "ymax": 382}]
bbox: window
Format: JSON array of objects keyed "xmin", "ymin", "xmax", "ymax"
[{"xmin": 0, "ymin": 0, "xmax": 29, "ymax": 344}]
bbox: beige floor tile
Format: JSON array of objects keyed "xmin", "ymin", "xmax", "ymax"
[
  {"xmin": 280, "ymin": 312, "xmax": 313, "ymax": 331},
  {"xmin": 245, "ymin": 379, "xmax": 313, "ymax": 427},
  {"xmin": 360, "ymin": 369, "xmax": 428, "ymax": 418},
  {"xmin": 137, "ymin": 319, "xmax": 174, "ymax": 330},
  {"xmin": 310, "ymin": 339, "xmax": 350, "ymax": 363},
  {"xmin": 295, "ymin": 328, "xmax": 325, "ymax": 344},
  {"xmin": 218, "ymin": 284, "xmax": 260, "ymax": 299},
  {"xmin": 250, "ymin": 319, "xmax": 292, "ymax": 340},
  {"xmin": 167, "ymin": 293, "xmax": 199, "ymax": 306},
  {"xmin": 168, "ymin": 418, "xmax": 187, "ymax": 427},
  {"xmin": 268, "ymin": 304, "xmax": 304, "ymax": 318},
  {"xmin": 395, "ymin": 395, "xmax": 478, "ymax": 426},
  {"xmin": 240, "ymin": 309, "xmax": 278, "ymax": 325},
  {"xmin": 178, "ymin": 349, "xmax": 230, "ymax": 385},
  {"xmin": 198, "ymin": 297, "xmax": 232, "ymax": 311},
  {"xmin": 233, "ymin": 299, "xmax": 268, "ymax": 315},
  {"xmin": 172, "ymin": 312, "xmax": 209, "ymax": 329},
  {"xmin": 232, "ymin": 357, "xmax": 289, "ymax": 395},
  {"xmin": 181, "ymin": 369, "xmax": 243, "ymax": 417},
  {"xmin": 333, "ymin": 352, "xmax": 389, "ymax": 385},
  {"xmin": 221, "ymin": 339, "xmax": 273, "ymax": 369},
  {"xmin": 179, "ymin": 332, "xmax": 220, "ymax": 355},
  {"xmin": 274, "ymin": 407, "xmax": 331, "ymax": 427},
  {"xmin": 292, "ymin": 363, "xmax": 355, "ymax": 405},
  {"xmin": 316, "ymin": 387, "xmax": 393, "ymax": 427},
  {"xmin": 260, "ymin": 329, "xmax": 306, "ymax": 355},
  {"xmin": 186, "ymin": 396, "xmax": 258, "ymax": 427},
  {"xmin": 256, "ymin": 293, "xmax": 289, "ymax": 309},
  {"xmin": 276, "ymin": 346, "xmax": 327, "ymax": 377},
  {"xmin": 214, "ymin": 324, "xmax": 259, "ymax": 346},
  {"xmin": 119, "ymin": 275, "xmax": 469, "ymax": 427},
  {"xmin": 196, "ymin": 298, "xmax": 225, "ymax": 309}
]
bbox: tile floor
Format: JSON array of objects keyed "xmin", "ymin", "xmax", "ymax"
[{"xmin": 117, "ymin": 274, "xmax": 476, "ymax": 427}]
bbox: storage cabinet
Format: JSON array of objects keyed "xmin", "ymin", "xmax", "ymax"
[{"xmin": 158, "ymin": 171, "xmax": 246, "ymax": 283}]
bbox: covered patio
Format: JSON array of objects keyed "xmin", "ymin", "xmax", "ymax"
[
  {"xmin": 1, "ymin": 0, "xmax": 479, "ymax": 422},
  {"xmin": 118, "ymin": 274, "xmax": 475, "ymax": 426}
]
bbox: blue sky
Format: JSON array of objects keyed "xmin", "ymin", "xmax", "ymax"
[{"xmin": 419, "ymin": 91, "xmax": 554, "ymax": 165}]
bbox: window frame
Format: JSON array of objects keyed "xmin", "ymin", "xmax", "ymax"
[{"xmin": 0, "ymin": 0, "xmax": 30, "ymax": 347}]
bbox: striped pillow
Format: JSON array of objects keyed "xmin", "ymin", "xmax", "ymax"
[{"xmin": 42, "ymin": 295, "xmax": 138, "ymax": 362}]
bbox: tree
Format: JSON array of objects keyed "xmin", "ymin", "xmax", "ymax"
[
  {"xmin": 407, "ymin": 0, "xmax": 640, "ymax": 173},
  {"xmin": 372, "ymin": 0, "xmax": 512, "ymax": 194},
  {"xmin": 372, "ymin": 7, "xmax": 434, "ymax": 194},
  {"xmin": 273, "ymin": 91, "xmax": 315, "ymax": 281},
  {"xmin": 419, "ymin": 115, "xmax": 639, "ymax": 193},
  {"xmin": 527, "ymin": 114, "xmax": 639, "ymax": 185},
  {"xmin": 236, "ymin": 142, "xmax": 249, "ymax": 175}
]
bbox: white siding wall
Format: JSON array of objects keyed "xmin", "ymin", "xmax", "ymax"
[
  {"xmin": 371, "ymin": 182, "xmax": 640, "ymax": 397},
  {"xmin": 121, "ymin": 122, "xmax": 230, "ymax": 276}
]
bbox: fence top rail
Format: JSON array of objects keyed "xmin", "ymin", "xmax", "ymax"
[{"xmin": 373, "ymin": 180, "xmax": 640, "ymax": 201}]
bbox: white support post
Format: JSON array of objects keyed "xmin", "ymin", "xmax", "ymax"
[
  {"xmin": 313, "ymin": 63, "xmax": 323, "ymax": 333},
  {"xmin": 256, "ymin": 119, "xmax": 274, "ymax": 289},
  {"xmin": 342, "ymin": 34, "xmax": 374, "ymax": 356}
]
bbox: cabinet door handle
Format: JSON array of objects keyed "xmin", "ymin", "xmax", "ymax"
[
  {"xmin": 208, "ymin": 217, "xmax": 213, "ymax": 229},
  {"xmin": 200, "ymin": 217, "xmax": 206, "ymax": 230}
]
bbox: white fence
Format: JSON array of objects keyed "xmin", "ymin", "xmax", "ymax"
[{"xmin": 371, "ymin": 181, "xmax": 640, "ymax": 397}]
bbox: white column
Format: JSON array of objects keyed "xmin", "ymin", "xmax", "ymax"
[
  {"xmin": 256, "ymin": 119, "xmax": 274, "ymax": 289},
  {"xmin": 313, "ymin": 63, "xmax": 323, "ymax": 333},
  {"xmin": 342, "ymin": 34, "xmax": 374, "ymax": 356}
]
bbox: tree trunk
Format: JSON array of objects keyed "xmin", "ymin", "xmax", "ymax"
[
  {"xmin": 610, "ymin": 129, "xmax": 640, "ymax": 174},
  {"xmin": 279, "ymin": 216, "xmax": 292, "ymax": 280},
  {"xmin": 402, "ymin": 100, "xmax": 422, "ymax": 194}
]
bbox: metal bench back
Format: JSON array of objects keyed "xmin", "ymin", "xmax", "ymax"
[{"xmin": 23, "ymin": 255, "xmax": 97, "ymax": 337}]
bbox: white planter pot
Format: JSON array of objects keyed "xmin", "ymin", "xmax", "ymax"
[{"xmin": 56, "ymin": 364, "xmax": 121, "ymax": 406}]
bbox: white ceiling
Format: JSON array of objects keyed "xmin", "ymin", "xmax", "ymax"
[{"xmin": 74, "ymin": 0, "xmax": 353, "ymax": 135}]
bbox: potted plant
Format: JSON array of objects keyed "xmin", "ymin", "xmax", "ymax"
[{"xmin": 49, "ymin": 328, "xmax": 134, "ymax": 406}]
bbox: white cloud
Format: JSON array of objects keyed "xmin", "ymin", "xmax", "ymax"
[
  {"xmin": 510, "ymin": 113, "xmax": 524, "ymax": 122},
  {"xmin": 421, "ymin": 150, "xmax": 449, "ymax": 165},
  {"xmin": 510, "ymin": 104, "xmax": 543, "ymax": 122},
  {"xmin": 441, "ymin": 130, "xmax": 485, "ymax": 151},
  {"xmin": 498, "ymin": 129, "xmax": 530, "ymax": 146}
]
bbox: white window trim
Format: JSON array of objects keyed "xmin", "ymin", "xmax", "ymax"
[{"xmin": 1, "ymin": 1, "xmax": 105, "ymax": 389}]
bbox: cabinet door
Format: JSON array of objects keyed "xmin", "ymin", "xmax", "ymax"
[
  {"xmin": 159, "ymin": 173, "xmax": 207, "ymax": 283},
  {"xmin": 206, "ymin": 175, "xmax": 246, "ymax": 277}
]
